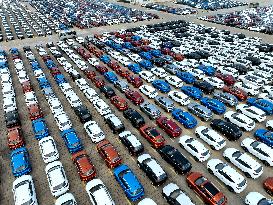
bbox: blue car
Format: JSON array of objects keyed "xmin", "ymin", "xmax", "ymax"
[
  {"xmin": 176, "ymin": 71, "xmax": 196, "ymax": 84},
  {"xmin": 32, "ymin": 118, "xmax": 49, "ymax": 140},
  {"xmin": 181, "ymin": 86, "xmax": 203, "ymax": 100},
  {"xmin": 61, "ymin": 128, "xmax": 83, "ymax": 153},
  {"xmin": 139, "ymin": 60, "xmax": 153, "ymax": 70},
  {"xmin": 150, "ymin": 49, "xmax": 162, "ymax": 57},
  {"xmin": 254, "ymin": 129, "xmax": 273, "ymax": 147},
  {"xmin": 197, "ymin": 65, "xmax": 216, "ymax": 76},
  {"xmin": 37, "ymin": 77, "xmax": 50, "ymax": 89},
  {"xmin": 247, "ymin": 98, "xmax": 273, "ymax": 115},
  {"xmin": 31, "ymin": 61, "xmax": 41, "ymax": 70},
  {"xmin": 54, "ymin": 74, "xmax": 67, "ymax": 85},
  {"xmin": 200, "ymin": 97, "xmax": 226, "ymax": 114},
  {"xmin": 172, "ymin": 108, "xmax": 197, "ymax": 129},
  {"xmin": 128, "ymin": 63, "xmax": 142, "ymax": 73},
  {"xmin": 139, "ymin": 52, "xmax": 153, "ymax": 60},
  {"xmin": 10, "ymin": 48, "xmax": 19, "ymax": 55},
  {"xmin": 131, "ymin": 35, "xmax": 142, "ymax": 41},
  {"xmin": 152, "ymin": 80, "xmax": 171, "ymax": 93},
  {"xmin": 45, "ymin": 60, "xmax": 56, "ymax": 69},
  {"xmin": 104, "ymin": 71, "xmax": 118, "ymax": 83},
  {"xmin": 11, "ymin": 147, "xmax": 31, "ymax": 177},
  {"xmin": 100, "ymin": 55, "xmax": 111, "ymax": 64},
  {"xmin": 113, "ymin": 164, "xmax": 144, "ymax": 201},
  {"xmin": 122, "ymin": 42, "xmax": 133, "ymax": 49}
]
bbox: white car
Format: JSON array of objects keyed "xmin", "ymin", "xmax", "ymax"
[
  {"xmin": 188, "ymin": 69, "xmax": 205, "ymax": 80},
  {"xmin": 162, "ymin": 183, "xmax": 195, "ymax": 205},
  {"xmin": 195, "ymin": 126, "xmax": 226, "ymax": 150},
  {"xmin": 88, "ymin": 58, "xmax": 100, "ymax": 66},
  {"xmin": 237, "ymin": 75, "xmax": 265, "ymax": 87},
  {"xmin": 165, "ymin": 75, "xmax": 183, "ymax": 88},
  {"xmin": 12, "ymin": 175, "xmax": 38, "ymax": 205},
  {"xmin": 60, "ymin": 83, "xmax": 73, "ymax": 95},
  {"xmin": 139, "ymin": 85, "xmax": 158, "ymax": 99},
  {"xmin": 48, "ymin": 98, "xmax": 64, "ymax": 115},
  {"xmin": 151, "ymin": 67, "xmax": 168, "ymax": 78},
  {"xmin": 83, "ymin": 88, "xmax": 99, "ymax": 102},
  {"xmin": 25, "ymin": 91, "xmax": 38, "ymax": 106},
  {"xmin": 241, "ymin": 138, "xmax": 273, "ymax": 166},
  {"xmin": 204, "ymin": 77, "xmax": 224, "ymax": 89},
  {"xmin": 86, "ymin": 179, "xmax": 115, "ymax": 205},
  {"xmin": 66, "ymin": 92, "xmax": 82, "ymax": 108},
  {"xmin": 234, "ymin": 82, "xmax": 259, "ymax": 96},
  {"xmin": 168, "ymin": 90, "xmax": 190, "ymax": 105},
  {"xmin": 93, "ymin": 99, "xmax": 112, "ymax": 116},
  {"xmin": 266, "ymin": 120, "xmax": 273, "ymax": 131},
  {"xmin": 3, "ymin": 96, "xmax": 17, "ymax": 113},
  {"xmin": 224, "ymin": 111, "xmax": 255, "ymax": 131},
  {"xmin": 76, "ymin": 37, "xmax": 84, "ymax": 44},
  {"xmin": 179, "ymin": 135, "xmax": 210, "ymax": 162},
  {"xmin": 45, "ymin": 161, "xmax": 69, "ymax": 197},
  {"xmin": 55, "ymin": 193, "xmax": 77, "ymax": 205},
  {"xmin": 84, "ymin": 121, "xmax": 105, "ymax": 143},
  {"xmin": 236, "ymin": 104, "xmax": 266, "ymax": 122},
  {"xmin": 258, "ymin": 92, "xmax": 273, "ymax": 103},
  {"xmin": 217, "ymin": 66, "xmax": 239, "ymax": 78},
  {"xmin": 262, "ymin": 86, "xmax": 273, "ymax": 96},
  {"xmin": 54, "ymin": 112, "xmax": 72, "ymax": 131},
  {"xmin": 128, "ymin": 53, "xmax": 142, "ymax": 62},
  {"xmin": 245, "ymin": 192, "xmax": 273, "ymax": 205},
  {"xmin": 139, "ymin": 71, "xmax": 155, "ymax": 82},
  {"xmin": 75, "ymin": 78, "xmax": 90, "ymax": 91},
  {"xmin": 223, "ymin": 148, "xmax": 263, "ymax": 179},
  {"xmin": 39, "ymin": 136, "xmax": 59, "ymax": 163},
  {"xmin": 207, "ymin": 159, "xmax": 247, "ymax": 193},
  {"xmin": 138, "ymin": 198, "xmax": 157, "ymax": 205}
]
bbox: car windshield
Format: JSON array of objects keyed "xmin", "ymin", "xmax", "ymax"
[
  {"xmin": 258, "ymin": 199, "xmax": 273, "ymax": 205},
  {"xmin": 149, "ymin": 129, "xmax": 159, "ymax": 137},
  {"xmin": 195, "ymin": 176, "xmax": 206, "ymax": 186}
]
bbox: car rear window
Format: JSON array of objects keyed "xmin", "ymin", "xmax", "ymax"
[{"xmin": 203, "ymin": 182, "xmax": 219, "ymax": 196}]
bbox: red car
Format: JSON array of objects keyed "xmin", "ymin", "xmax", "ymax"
[
  {"xmin": 186, "ymin": 172, "xmax": 227, "ymax": 205},
  {"xmin": 124, "ymin": 37, "xmax": 133, "ymax": 42},
  {"xmin": 161, "ymin": 48, "xmax": 172, "ymax": 55},
  {"xmin": 94, "ymin": 50, "xmax": 103, "ymax": 58},
  {"xmin": 215, "ymin": 72, "xmax": 235, "ymax": 86},
  {"xmin": 91, "ymin": 76, "xmax": 105, "ymax": 88},
  {"xmin": 21, "ymin": 81, "xmax": 33, "ymax": 93},
  {"xmin": 28, "ymin": 104, "xmax": 43, "ymax": 120},
  {"xmin": 126, "ymin": 75, "xmax": 143, "ymax": 88},
  {"xmin": 140, "ymin": 45, "xmax": 152, "ymax": 52},
  {"xmin": 95, "ymin": 65, "xmax": 108, "ymax": 74},
  {"xmin": 96, "ymin": 139, "xmax": 122, "ymax": 168},
  {"xmin": 170, "ymin": 52, "xmax": 184, "ymax": 61},
  {"xmin": 7, "ymin": 126, "xmax": 25, "ymax": 150},
  {"xmin": 84, "ymin": 69, "xmax": 96, "ymax": 79},
  {"xmin": 110, "ymin": 96, "xmax": 128, "ymax": 111},
  {"xmin": 42, "ymin": 55, "xmax": 51, "ymax": 62},
  {"xmin": 156, "ymin": 116, "xmax": 182, "ymax": 138},
  {"xmin": 72, "ymin": 150, "xmax": 96, "ymax": 182},
  {"xmin": 124, "ymin": 89, "xmax": 144, "ymax": 105},
  {"xmin": 50, "ymin": 67, "xmax": 61, "ymax": 76},
  {"xmin": 223, "ymin": 85, "xmax": 247, "ymax": 101},
  {"xmin": 87, "ymin": 45, "xmax": 96, "ymax": 53},
  {"xmin": 116, "ymin": 67, "xmax": 130, "ymax": 78},
  {"xmin": 139, "ymin": 125, "xmax": 165, "ymax": 148},
  {"xmin": 263, "ymin": 177, "xmax": 273, "ymax": 196},
  {"xmin": 108, "ymin": 61, "xmax": 121, "ymax": 70},
  {"xmin": 131, "ymin": 41, "xmax": 142, "ymax": 47},
  {"xmin": 140, "ymin": 39, "xmax": 150, "ymax": 45}
]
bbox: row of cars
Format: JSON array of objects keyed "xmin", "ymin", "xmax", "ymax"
[
  {"xmin": 200, "ymin": 6, "xmax": 273, "ymax": 35},
  {"xmin": 55, "ymin": 29, "xmax": 272, "ymax": 205},
  {"xmin": 175, "ymin": 0, "xmax": 247, "ymax": 10},
  {"xmin": 143, "ymin": 3, "xmax": 197, "ymax": 15},
  {"xmin": 71, "ymin": 22, "xmax": 273, "ymax": 203},
  {"xmin": 30, "ymin": 0, "xmax": 158, "ymax": 30}
]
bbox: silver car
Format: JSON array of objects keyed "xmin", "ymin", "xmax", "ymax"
[
  {"xmin": 187, "ymin": 102, "xmax": 213, "ymax": 121},
  {"xmin": 155, "ymin": 95, "xmax": 175, "ymax": 112},
  {"xmin": 140, "ymin": 101, "xmax": 161, "ymax": 120},
  {"xmin": 213, "ymin": 91, "xmax": 238, "ymax": 107},
  {"xmin": 114, "ymin": 80, "xmax": 129, "ymax": 92}
]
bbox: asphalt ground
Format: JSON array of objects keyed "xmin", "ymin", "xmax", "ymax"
[{"xmin": 0, "ymin": 1, "xmax": 273, "ymax": 205}]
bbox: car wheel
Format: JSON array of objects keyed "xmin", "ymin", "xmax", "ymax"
[
  {"xmin": 263, "ymin": 160, "xmax": 270, "ymax": 166},
  {"xmin": 208, "ymin": 168, "xmax": 213, "ymax": 174},
  {"xmin": 241, "ymin": 146, "xmax": 248, "ymax": 152},
  {"xmin": 266, "ymin": 189, "xmax": 273, "ymax": 196},
  {"xmin": 211, "ymin": 145, "xmax": 216, "ymax": 150},
  {"xmin": 223, "ymin": 156, "xmax": 230, "ymax": 162},
  {"xmin": 193, "ymin": 156, "xmax": 199, "ymax": 161},
  {"xmin": 241, "ymin": 127, "xmax": 246, "ymax": 132},
  {"xmin": 227, "ymin": 186, "xmax": 234, "ymax": 192},
  {"xmin": 244, "ymin": 172, "xmax": 251, "ymax": 178}
]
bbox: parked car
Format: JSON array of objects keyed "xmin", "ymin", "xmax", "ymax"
[
  {"xmin": 11, "ymin": 147, "xmax": 31, "ymax": 177},
  {"xmin": 210, "ymin": 119, "xmax": 242, "ymax": 140},
  {"xmin": 172, "ymin": 108, "xmax": 197, "ymax": 129},
  {"xmin": 181, "ymin": 86, "xmax": 203, "ymax": 100},
  {"xmin": 168, "ymin": 90, "xmax": 190, "ymax": 105},
  {"xmin": 247, "ymin": 98, "xmax": 273, "ymax": 115},
  {"xmin": 119, "ymin": 131, "xmax": 144, "ymax": 155},
  {"xmin": 200, "ymin": 97, "xmax": 226, "ymax": 114},
  {"xmin": 139, "ymin": 125, "xmax": 165, "ymax": 148},
  {"xmin": 123, "ymin": 108, "xmax": 145, "ymax": 128},
  {"xmin": 39, "ymin": 136, "xmax": 59, "ymax": 164},
  {"xmin": 245, "ymin": 192, "xmax": 273, "ymax": 205},
  {"xmin": 263, "ymin": 177, "xmax": 273, "ymax": 196},
  {"xmin": 7, "ymin": 126, "xmax": 25, "ymax": 150},
  {"xmin": 188, "ymin": 102, "xmax": 213, "ymax": 121},
  {"xmin": 61, "ymin": 128, "xmax": 83, "ymax": 153},
  {"xmin": 84, "ymin": 121, "xmax": 105, "ymax": 143},
  {"xmin": 104, "ymin": 114, "xmax": 125, "ymax": 134},
  {"xmin": 254, "ymin": 129, "xmax": 273, "ymax": 147},
  {"xmin": 224, "ymin": 111, "xmax": 255, "ymax": 131},
  {"xmin": 55, "ymin": 193, "xmax": 77, "ymax": 205},
  {"xmin": 236, "ymin": 104, "xmax": 266, "ymax": 122},
  {"xmin": 213, "ymin": 91, "xmax": 238, "ymax": 107},
  {"xmin": 140, "ymin": 101, "xmax": 161, "ymax": 120},
  {"xmin": 156, "ymin": 116, "xmax": 182, "ymax": 138},
  {"xmin": 152, "ymin": 79, "xmax": 171, "ymax": 93},
  {"xmin": 124, "ymin": 89, "xmax": 144, "ymax": 105}
]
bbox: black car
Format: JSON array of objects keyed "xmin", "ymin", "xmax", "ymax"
[
  {"xmin": 100, "ymin": 86, "xmax": 116, "ymax": 98},
  {"xmin": 123, "ymin": 108, "xmax": 145, "ymax": 128},
  {"xmin": 232, "ymin": 63, "xmax": 248, "ymax": 75},
  {"xmin": 5, "ymin": 111, "xmax": 21, "ymax": 128},
  {"xmin": 74, "ymin": 105, "xmax": 92, "ymax": 123},
  {"xmin": 158, "ymin": 145, "xmax": 192, "ymax": 174},
  {"xmin": 119, "ymin": 131, "xmax": 144, "ymax": 155},
  {"xmin": 210, "ymin": 119, "xmax": 242, "ymax": 141},
  {"xmin": 193, "ymin": 81, "xmax": 214, "ymax": 94},
  {"xmin": 152, "ymin": 58, "xmax": 166, "ymax": 67}
]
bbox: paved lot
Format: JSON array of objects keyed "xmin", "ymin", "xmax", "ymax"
[{"xmin": 0, "ymin": 1, "xmax": 273, "ymax": 205}]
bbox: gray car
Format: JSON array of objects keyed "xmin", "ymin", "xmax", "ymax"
[
  {"xmin": 155, "ymin": 95, "xmax": 175, "ymax": 112},
  {"xmin": 163, "ymin": 64, "xmax": 178, "ymax": 74},
  {"xmin": 140, "ymin": 101, "xmax": 161, "ymax": 120},
  {"xmin": 114, "ymin": 80, "xmax": 129, "ymax": 92},
  {"xmin": 213, "ymin": 91, "xmax": 238, "ymax": 107},
  {"xmin": 187, "ymin": 102, "xmax": 213, "ymax": 121}
]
